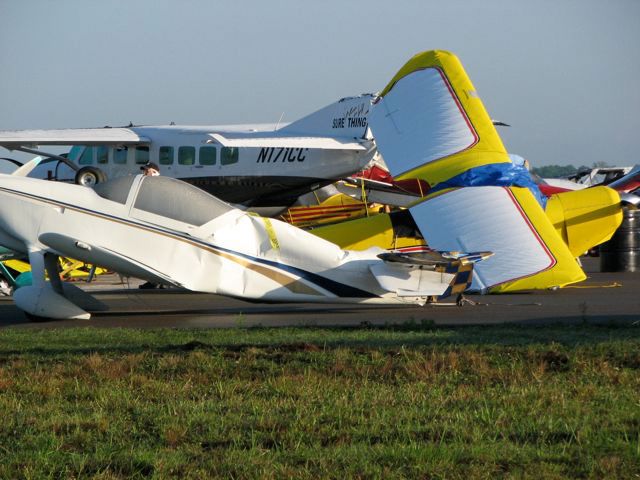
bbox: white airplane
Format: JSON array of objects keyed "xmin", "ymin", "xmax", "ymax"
[
  {"xmin": 0, "ymin": 94, "xmax": 377, "ymax": 209},
  {"xmin": 0, "ymin": 172, "xmax": 491, "ymax": 320}
]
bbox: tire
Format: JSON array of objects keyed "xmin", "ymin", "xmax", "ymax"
[{"xmin": 75, "ymin": 166, "xmax": 107, "ymax": 186}]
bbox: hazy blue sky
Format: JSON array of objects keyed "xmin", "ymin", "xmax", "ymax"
[{"xmin": 1, "ymin": 0, "xmax": 638, "ymax": 167}]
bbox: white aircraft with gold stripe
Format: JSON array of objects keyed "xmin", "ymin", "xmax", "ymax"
[{"xmin": 0, "ymin": 172, "xmax": 490, "ymax": 320}]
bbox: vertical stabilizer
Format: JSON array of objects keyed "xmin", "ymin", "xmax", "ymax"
[{"xmin": 279, "ymin": 94, "xmax": 374, "ymax": 139}]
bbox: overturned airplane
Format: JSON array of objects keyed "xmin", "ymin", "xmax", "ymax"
[{"xmin": 0, "ymin": 173, "xmax": 490, "ymax": 320}]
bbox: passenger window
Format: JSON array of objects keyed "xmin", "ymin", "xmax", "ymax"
[
  {"xmin": 113, "ymin": 146, "xmax": 128, "ymax": 164},
  {"xmin": 178, "ymin": 146, "xmax": 195, "ymax": 165},
  {"xmin": 97, "ymin": 146, "xmax": 109, "ymax": 164},
  {"xmin": 78, "ymin": 147, "xmax": 94, "ymax": 165},
  {"xmin": 221, "ymin": 147, "xmax": 239, "ymax": 165},
  {"xmin": 159, "ymin": 146, "xmax": 174, "ymax": 165},
  {"xmin": 199, "ymin": 146, "xmax": 216, "ymax": 165},
  {"xmin": 135, "ymin": 146, "xmax": 150, "ymax": 165}
]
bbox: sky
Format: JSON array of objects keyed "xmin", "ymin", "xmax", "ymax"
[{"xmin": 1, "ymin": 0, "xmax": 638, "ymax": 168}]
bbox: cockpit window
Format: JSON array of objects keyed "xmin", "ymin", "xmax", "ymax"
[
  {"xmin": 93, "ymin": 175, "xmax": 136, "ymax": 204},
  {"xmin": 134, "ymin": 176, "xmax": 233, "ymax": 226}
]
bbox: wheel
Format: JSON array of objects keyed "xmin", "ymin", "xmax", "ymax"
[{"xmin": 75, "ymin": 166, "xmax": 107, "ymax": 186}]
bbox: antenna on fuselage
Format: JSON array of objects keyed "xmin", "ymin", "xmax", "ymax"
[{"xmin": 275, "ymin": 112, "xmax": 285, "ymax": 131}]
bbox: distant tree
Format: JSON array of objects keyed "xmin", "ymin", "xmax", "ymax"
[
  {"xmin": 592, "ymin": 161, "xmax": 610, "ymax": 168},
  {"xmin": 530, "ymin": 164, "xmax": 578, "ymax": 178}
]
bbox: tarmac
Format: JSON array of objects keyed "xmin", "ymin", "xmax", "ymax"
[{"xmin": 0, "ymin": 257, "xmax": 638, "ymax": 329}]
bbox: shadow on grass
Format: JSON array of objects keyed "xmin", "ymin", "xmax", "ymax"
[{"xmin": 0, "ymin": 316, "xmax": 638, "ymax": 358}]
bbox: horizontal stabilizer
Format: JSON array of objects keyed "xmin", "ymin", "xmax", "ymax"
[
  {"xmin": 373, "ymin": 246, "xmax": 491, "ymax": 298},
  {"xmin": 370, "ymin": 261, "xmax": 456, "ymax": 297},
  {"xmin": 208, "ymin": 133, "xmax": 368, "ymax": 151},
  {"xmin": 378, "ymin": 248, "xmax": 493, "ymax": 266}
]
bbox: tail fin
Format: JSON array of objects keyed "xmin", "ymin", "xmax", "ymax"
[
  {"xmin": 383, "ymin": 248, "xmax": 490, "ymax": 299},
  {"xmin": 370, "ymin": 246, "xmax": 491, "ymax": 298},
  {"xmin": 278, "ymin": 94, "xmax": 374, "ymax": 138},
  {"xmin": 438, "ymin": 262, "xmax": 474, "ymax": 299},
  {"xmin": 368, "ymin": 50, "xmax": 511, "ymax": 187},
  {"xmin": 382, "ymin": 247, "xmax": 493, "ymax": 300}
]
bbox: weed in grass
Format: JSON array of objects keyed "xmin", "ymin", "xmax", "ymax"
[{"xmin": 234, "ymin": 312, "xmax": 246, "ymax": 328}]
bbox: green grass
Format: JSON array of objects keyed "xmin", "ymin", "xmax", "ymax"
[{"xmin": 1, "ymin": 324, "xmax": 639, "ymax": 479}]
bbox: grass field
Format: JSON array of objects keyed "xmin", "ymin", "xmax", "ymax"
[{"xmin": 1, "ymin": 323, "xmax": 639, "ymax": 479}]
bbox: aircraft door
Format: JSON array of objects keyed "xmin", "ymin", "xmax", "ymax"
[{"xmin": 177, "ymin": 146, "xmax": 197, "ymax": 177}]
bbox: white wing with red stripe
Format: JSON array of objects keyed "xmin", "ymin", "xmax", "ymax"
[
  {"xmin": 409, "ymin": 187, "xmax": 556, "ymax": 291},
  {"xmin": 368, "ymin": 67, "xmax": 478, "ymax": 177}
]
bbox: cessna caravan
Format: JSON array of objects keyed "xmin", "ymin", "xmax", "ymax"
[{"xmin": 0, "ymin": 94, "xmax": 376, "ymax": 208}]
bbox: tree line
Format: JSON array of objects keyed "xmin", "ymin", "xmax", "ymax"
[{"xmin": 530, "ymin": 162, "xmax": 610, "ymax": 178}]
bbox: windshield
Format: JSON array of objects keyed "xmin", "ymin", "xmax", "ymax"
[
  {"xmin": 134, "ymin": 176, "xmax": 233, "ymax": 226},
  {"xmin": 93, "ymin": 175, "xmax": 136, "ymax": 204}
]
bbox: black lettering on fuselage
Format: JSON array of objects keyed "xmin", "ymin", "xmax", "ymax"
[
  {"xmin": 257, "ymin": 148, "xmax": 269, "ymax": 162},
  {"xmin": 272, "ymin": 147, "xmax": 285, "ymax": 162},
  {"xmin": 256, "ymin": 147, "xmax": 308, "ymax": 163}
]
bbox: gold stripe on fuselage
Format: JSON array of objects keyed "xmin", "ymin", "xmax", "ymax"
[{"xmin": 0, "ymin": 187, "xmax": 325, "ymax": 296}]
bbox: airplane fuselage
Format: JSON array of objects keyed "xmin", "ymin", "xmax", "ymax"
[
  {"xmin": 0, "ymin": 174, "xmax": 440, "ymax": 310},
  {"xmin": 65, "ymin": 124, "xmax": 372, "ymax": 207}
]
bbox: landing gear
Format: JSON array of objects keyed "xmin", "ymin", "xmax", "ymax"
[
  {"xmin": 75, "ymin": 166, "xmax": 107, "ymax": 186},
  {"xmin": 13, "ymin": 250, "xmax": 91, "ymax": 321}
]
